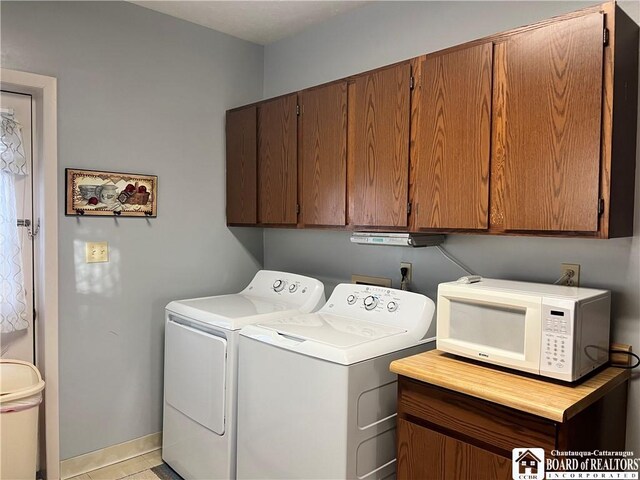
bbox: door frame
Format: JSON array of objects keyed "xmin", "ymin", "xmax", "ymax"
[{"xmin": 1, "ymin": 68, "xmax": 59, "ymax": 480}]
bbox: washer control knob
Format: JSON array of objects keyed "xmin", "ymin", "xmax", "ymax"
[
  {"xmin": 363, "ymin": 295, "xmax": 378, "ymax": 311},
  {"xmin": 387, "ymin": 301, "xmax": 398, "ymax": 312},
  {"xmin": 273, "ymin": 280, "xmax": 285, "ymax": 292},
  {"xmin": 289, "ymin": 284, "xmax": 298, "ymax": 293},
  {"xmin": 347, "ymin": 294, "xmax": 357, "ymax": 305}
]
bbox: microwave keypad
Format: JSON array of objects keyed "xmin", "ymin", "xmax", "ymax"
[
  {"xmin": 543, "ymin": 316, "xmax": 571, "ymax": 336},
  {"xmin": 543, "ymin": 334, "xmax": 569, "ymax": 370}
]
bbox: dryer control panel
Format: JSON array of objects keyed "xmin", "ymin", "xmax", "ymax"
[
  {"xmin": 241, "ymin": 270, "xmax": 326, "ymax": 313},
  {"xmin": 322, "ymin": 284, "xmax": 435, "ymax": 340}
]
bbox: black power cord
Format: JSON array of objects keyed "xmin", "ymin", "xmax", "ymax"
[
  {"xmin": 400, "ymin": 267, "xmax": 409, "ymax": 291},
  {"xmin": 610, "ymin": 350, "xmax": 640, "ymax": 369}
]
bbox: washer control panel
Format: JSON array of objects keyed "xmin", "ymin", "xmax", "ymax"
[
  {"xmin": 341, "ymin": 287, "xmax": 402, "ymax": 315},
  {"xmin": 320, "ymin": 283, "xmax": 435, "ymax": 335}
]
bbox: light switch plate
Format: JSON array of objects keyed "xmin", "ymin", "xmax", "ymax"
[{"xmin": 86, "ymin": 241, "xmax": 109, "ymax": 263}]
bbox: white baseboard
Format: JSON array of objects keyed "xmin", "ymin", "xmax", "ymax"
[{"xmin": 60, "ymin": 432, "xmax": 161, "ymax": 479}]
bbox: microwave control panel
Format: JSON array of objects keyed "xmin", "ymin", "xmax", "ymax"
[{"xmin": 541, "ymin": 305, "xmax": 573, "ymax": 379}]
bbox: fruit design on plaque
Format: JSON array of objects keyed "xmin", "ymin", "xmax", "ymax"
[
  {"xmin": 66, "ymin": 169, "xmax": 158, "ymax": 217},
  {"xmin": 117, "ymin": 183, "xmax": 150, "ymax": 205}
]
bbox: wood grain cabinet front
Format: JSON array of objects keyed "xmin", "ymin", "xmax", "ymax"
[
  {"xmin": 225, "ymin": 3, "xmax": 638, "ymax": 237},
  {"xmin": 226, "ymin": 106, "xmax": 257, "ymax": 225},
  {"xmin": 347, "ymin": 62, "xmax": 412, "ymax": 228},
  {"xmin": 395, "ymin": 371, "xmax": 629, "ymax": 480},
  {"xmin": 489, "ymin": 5, "xmax": 638, "ymax": 237},
  {"xmin": 299, "ymin": 82, "xmax": 348, "ymax": 227},
  {"xmin": 410, "ymin": 43, "xmax": 493, "ymax": 231},
  {"xmin": 490, "ymin": 13, "xmax": 605, "ymax": 234},
  {"xmin": 397, "ymin": 419, "xmax": 512, "ymax": 480},
  {"xmin": 257, "ymin": 94, "xmax": 298, "ymax": 225}
]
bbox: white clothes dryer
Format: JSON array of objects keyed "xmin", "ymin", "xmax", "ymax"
[
  {"xmin": 236, "ymin": 283, "xmax": 436, "ymax": 480},
  {"xmin": 162, "ymin": 270, "xmax": 325, "ymax": 480}
]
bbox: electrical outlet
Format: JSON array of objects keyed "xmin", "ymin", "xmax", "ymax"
[
  {"xmin": 86, "ymin": 241, "xmax": 109, "ymax": 263},
  {"xmin": 560, "ymin": 263, "xmax": 580, "ymax": 287},
  {"xmin": 401, "ymin": 262, "xmax": 412, "ymax": 284}
]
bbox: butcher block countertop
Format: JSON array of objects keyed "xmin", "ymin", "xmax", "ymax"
[{"xmin": 389, "ymin": 349, "xmax": 630, "ymax": 422}]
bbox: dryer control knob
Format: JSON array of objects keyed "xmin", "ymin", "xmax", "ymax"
[
  {"xmin": 387, "ymin": 301, "xmax": 398, "ymax": 312},
  {"xmin": 289, "ymin": 284, "xmax": 298, "ymax": 293},
  {"xmin": 347, "ymin": 294, "xmax": 357, "ymax": 305},
  {"xmin": 363, "ymin": 295, "xmax": 378, "ymax": 310},
  {"xmin": 273, "ymin": 280, "xmax": 285, "ymax": 292}
]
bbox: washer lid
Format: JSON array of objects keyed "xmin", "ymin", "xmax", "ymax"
[
  {"xmin": 241, "ymin": 316, "xmax": 420, "ymax": 365},
  {"xmin": 256, "ymin": 313, "xmax": 406, "ymax": 348},
  {"xmin": 166, "ymin": 293, "xmax": 300, "ymax": 330}
]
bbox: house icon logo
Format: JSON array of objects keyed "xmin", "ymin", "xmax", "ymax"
[{"xmin": 512, "ymin": 448, "xmax": 545, "ymax": 480}]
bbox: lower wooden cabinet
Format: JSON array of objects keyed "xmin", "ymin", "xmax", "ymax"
[
  {"xmin": 398, "ymin": 419, "xmax": 512, "ymax": 480},
  {"xmin": 396, "ymin": 375, "xmax": 628, "ymax": 480}
]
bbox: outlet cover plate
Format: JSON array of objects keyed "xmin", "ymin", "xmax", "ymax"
[
  {"xmin": 560, "ymin": 263, "xmax": 580, "ymax": 287},
  {"xmin": 86, "ymin": 241, "xmax": 109, "ymax": 263},
  {"xmin": 401, "ymin": 262, "xmax": 412, "ymax": 283}
]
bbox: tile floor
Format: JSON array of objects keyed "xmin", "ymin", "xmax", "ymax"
[{"xmin": 68, "ymin": 450, "xmax": 164, "ymax": 480}]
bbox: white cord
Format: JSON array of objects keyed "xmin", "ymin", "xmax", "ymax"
[{"xmin": 436, "ymin": 245, "xmax": 477, "ymax": 276}]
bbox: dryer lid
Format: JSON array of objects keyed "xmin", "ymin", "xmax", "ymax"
[{"xmin": 166, "ymin": 294, "xmax": 300, "ymax": 330}]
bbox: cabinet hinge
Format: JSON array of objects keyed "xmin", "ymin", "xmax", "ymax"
[
  {"xmin": 407, "ymin": 202, "xmax": 412, "ymax": 215},
  {"xmin": 598, "ymin": 198, "xmax": 605, "ymax": 215},
  {"xmin": 603, "ymin": 27, "xmax": 610, "ymax": 46},
  {"xmin": 296, "ymin": 104, "xmax": 300, "ymax": 116},
  {"xmin": 296, "ymin": 204, "xmax": 300, "ymax": 215},
  {"xmin": 410, "ymin": 76, "xmax": 415, "ymax": 90}
]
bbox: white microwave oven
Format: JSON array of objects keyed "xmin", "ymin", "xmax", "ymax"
[{"xmin": 436, "ymin": 278, "xmax": 611, "ymax": 382}]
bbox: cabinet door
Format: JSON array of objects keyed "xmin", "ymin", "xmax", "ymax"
[
  {"xmin": 258, "ymin": 94, "xmax": 298, "ymax": 225},
  {"xmin": 412, "ymin": 43, "xmax": 492, "ymax": 230},
  {"xmin": 226, "ymin": 106, "xmax": 257, "ymax": 225},
  {"xmin": 397, "ymin": 419, "xmax": 512, "ymax": 480},
  {"xmin": 348, "ymin": 63, "xmax": 411, "ymax": 227},
  {"xmin": 491, "ymin": 13, "xmax": 604, "ymax": 232},
  {"xmin": 300, "ymin": 82, "xmax": 347, "ymax": 226}
]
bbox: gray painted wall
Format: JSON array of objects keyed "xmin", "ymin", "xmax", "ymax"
[
  {"xmin": 2, "ymin": 0, "xmax": 638, "ymax": 462},
  {"xmin": 1, "ymin": 1, "xmax": 264, "ymax": 459},
  {"xmin": 263, "ymin": 1, "xmax": 640, "ymax": 451}
]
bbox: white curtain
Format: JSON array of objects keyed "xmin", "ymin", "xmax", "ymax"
[{"xmin": 0, "ymin": 112, "xmax": 29, "ymax": 333}]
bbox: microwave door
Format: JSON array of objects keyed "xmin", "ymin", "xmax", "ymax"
[{"xmin": 437, "ymin": 290, "xmax": 542, "ymax": 374}]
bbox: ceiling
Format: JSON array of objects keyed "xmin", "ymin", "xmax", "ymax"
[{"xmin": 131, "ymin": 1, "xmax": 370, "ymax": 45}]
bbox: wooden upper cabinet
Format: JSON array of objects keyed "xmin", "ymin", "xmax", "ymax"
[
  {"xmin": 226, "ymin": 106, "xmax": 257, "ymax": 225},
  {"xmin": 258, "ymin": 94, "xmax": 298, "ymax": 225},
  {"xmin": 348, "ymin": 63, "xmax": 411, "ymax": 228},
  {"xmin": 491, "ymin": 12, "xmax": 605, "ymax": 233},
  {"xmin": 411, "ymin": 43, "xmax": 492, "ymax": 230},
  {"xmin": 300, "ymin": 82, "xmax": 347, "ymax": 226},
  {"xmin": 226, "ymin": 4, "xmax": 637, "ymax": 237}
]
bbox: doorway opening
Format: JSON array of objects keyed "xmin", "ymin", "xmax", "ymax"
[
  {"xmin": 1, "ymin": 90, "xmax": 36, "ymax": 363},
  {"xmin": 1, "ymin": 68, "xmax": 59, "ymax": 480}
]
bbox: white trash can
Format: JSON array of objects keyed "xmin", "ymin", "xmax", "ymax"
[{"xmin": 0, "ymin": 360, "xmax": 45, "ymax": 480}]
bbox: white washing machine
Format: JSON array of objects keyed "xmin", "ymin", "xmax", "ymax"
[
  {"xmin": 236, "ymin": 283, "xmax": 436, "ymax": 480},
  {"xmin": 162, "ymin": 270, "xmax": 325, "ymax": 480}
]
